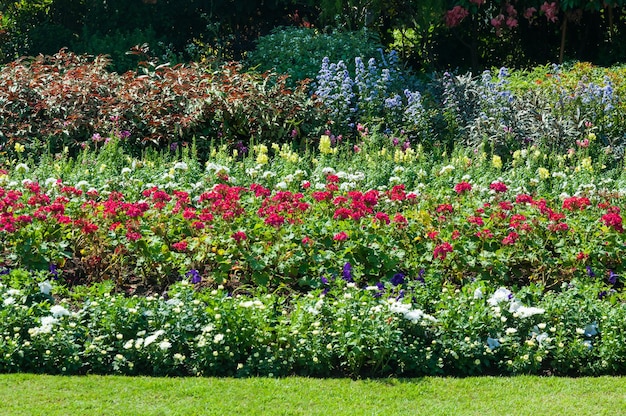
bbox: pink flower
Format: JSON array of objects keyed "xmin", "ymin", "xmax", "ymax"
[
  {"xmin": 445, "ymin": 6, "xmax": 470, "ymax": 28},
  {"xmin": 540, "ymin": 2, "xmax": 559, "ymax": 23},
  {"xmin": 506, "ymin": 17, "xmax": 518, "ymax": 29},
  {"xmin": 333, "ymin": 231, "xmax": 348, "ymax": 241},
  {"xmin": 491, "ymin": 14, "xmax": 505, "ymax": 29},
  {"xmin": 524, "ymin": 7, "xmax": 537, "ymax": 20}
]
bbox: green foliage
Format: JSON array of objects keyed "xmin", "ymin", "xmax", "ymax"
[
  {"xmin": 246, "ymin": 27, "xmax": 383, "ymax": 87},
  {"xmin": 1, "ymin": 269, "xmax": 625, "ymax": 377}
]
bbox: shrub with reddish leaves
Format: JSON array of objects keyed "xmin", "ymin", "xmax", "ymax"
[{"xmin": 0, "ymin": 50, "xmax": 322, "ymax": 159}]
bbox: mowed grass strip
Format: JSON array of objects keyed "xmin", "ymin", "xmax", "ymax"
[{"xmin": 1, "ymin": 374, "xmax": 625, "ymax": 415}]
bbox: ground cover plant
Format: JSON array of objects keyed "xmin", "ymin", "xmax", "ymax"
[{"xmin": 1, "ymin": 54, "xmax": 626, "ymax": 379}]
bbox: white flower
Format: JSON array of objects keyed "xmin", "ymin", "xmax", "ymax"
[
  {"xmin": 275, "ymin": 181, "xmax": 287, "ymax": 190},
  {"xmin": 42, "ymin": 316, "xmax": 58, "ymax": 327},
  {"xmin": 321, "ymin": 167, "xmax": 336, "ymax": 175},
  {"xmin": 488, "ymin": 287, "xmax": 512, "ymax": 306},
  {"xmin": 473, "ymin": 288, "xmax": 483, "ymax": 299},
  {"xmin": 3, "ymin": 297, "xmax": 15, "ymax": 306},
  {"xmin": 159, "ymin": 340, "xmax": 172, "ymax": 350},
  {"xmin": 121, "ymin": 167, "xmax": 132, "ymax": 175},
  {"xmin": 438, "ymin": 164, "xmax": 455, "ymax": 175},
  {"xmin": 50, "ymin": 305, "xmax": 70, "ymax": 318},
  {"xmin": 515, "ymin": 306, "xmax": 545, "ymax": 318},
  {"xmin": 15, "ymin": 163, "xmax": 29, "ymax": 173},
  {"xmin": 39, "ymin": 280, "xmax": 53, "ymax": 295},
  {"xmin": 536, "ymin": 332, "xmax": 549, "ymax": 344},
  {"xmin": 404, "ymin": 309, "xmax": 426, "ymax": 323},
  {"xmin": 144, "ymin": 330, "xmax": 165, "ymax": 347},
  {"xmin": 173, "ymin": 162, "xmax": 188, "ymax": 171},
  {"xmin": 213, "ymin": 333, "xmax": 224, "ymax": 343},
  {"xmin": 505, "ymin": 327, "xmax": 518, "ymax": 335}
]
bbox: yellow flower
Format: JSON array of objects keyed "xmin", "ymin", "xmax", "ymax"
[
  {"xmin": 256, "ymin": 153, "xmax": 269, "ymax": 165},
  {"xmin": 14, "ymin": 142, "xmax": 25, "ymax": 153},
  {"xmin": 492, "ymin": 155, "xmax": 502, "ymax": 170},
  {"xmin": 538, "ymin": 167, "xmax": 550, "ymax": 179},
  {"xmin": 588, "ymin": 132, "xmax": 596, "ymax": 141},
  {"xmin": 581, "ymin": 157, "xmax": 593, "ymax": 171},
  {"xmin": 318, "ymin": 135, "xmax": 332, "ymax": 154}
]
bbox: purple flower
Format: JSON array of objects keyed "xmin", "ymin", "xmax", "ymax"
[
  {"xmin": 320, "ymin": 276, "xmax": 329, "ymax": 285},
  {"xmin": 170, "ymin": 142, "xmax": 178, "ymax": 151},
  {"xmin": 417, "ymin": 268, "xmax": 425, "ymax": 284},
  {"xmin": 608, "ymin": 270, "xmax": 619, "ymax": 285},
  {"xmin": 342, "ymin": 262, "xmax": 353, "ymax": 282},
  {"xmin": 120, "ymin": 130, "xmax": 131, "ymax": 139},
  {"xmin": 391, "ymin": 273, "xmax": 405, "ymax": 286},
  {"xmin": 586, "ymin": 266, "xmax": 595, "ymax": 277},
  {"xmin": 0, "ymin": 267, "xmax": 9, "ymax": 276},
  {"xmin": 185, "ymin": 269, "xmax": 201, "ymax": 284},
  {"xmin": 395, "ymin": 290, "xmax": 405, "ymax": 301},
  {"xmin": 49, "ymin": 264, "xmax": 59, "ymax": 280},
  {"xmin": 372, "ymin": 282, "xmax": 385, "ymax": 298}
]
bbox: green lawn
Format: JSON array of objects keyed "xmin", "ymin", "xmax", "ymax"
[{"xmin": 1, "ymin": 374, "xmax": 625, "ymax": 415}]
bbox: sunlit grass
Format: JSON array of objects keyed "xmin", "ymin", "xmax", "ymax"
[{"xmin": 1, "ymin": 374, "xmax": 625, "ymax": 415}]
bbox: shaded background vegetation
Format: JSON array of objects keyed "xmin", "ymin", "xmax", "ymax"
[{"xmin": 2, "ymin": 0, "xmax": 626, "ymax": 74}]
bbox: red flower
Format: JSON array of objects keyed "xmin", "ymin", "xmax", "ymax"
[
  {"xmin": 451, "ymin": 230, "xmax": 461, "ymax": 240},
  {"xmin": 192, "ymin": 221, "xmax": 205, "ymax": 230},
  {"xmin": 126, "ymin": 231, "xmax": 141, "ymax": 241},
  {"xmin": 333, "ymin": 231, "xmax": 348, "ymax": 241},
  {"xmin": 264, "ymin": 213, "xmax": 285, "ymax": 227},
  {"xmin": 476, "ymin": 228, "xmax": 494, "ymax": 239},
  {"xmin": 333, "ymin": 207, "xmax": 352, "ymax": 220},
  {"xmin": 433, "ymin": 242, "xmax": 453, "ymax": 260},
  {"xmin": 302, "ymin": 236, "xmax": 313, "ymax": 246},
  {"xmin": 601, "ymin": 212, "xmax": 624, "ymax": 232},
  {"xmin": 468, "ymin": 216, "xmax": 484, "ymax": 226},
  {"xmin": 576, "ymin": 252, "xmax": 589, "ymax": 261},
  {"xmin": 392, "ymin": 213, "xmax": 408, "ymax": 227},
  {"xmin": 250, "ymin": 183, "xmax": 271, "ymax": 198},
  {"xmin": 501, "ymin": 231, "xmax": 519, "ymax": 245},
  {"xmin": 172, "ymin": 241, "xmax": 188, "ymax": 252},
  {"xmin": 454, "ymin": 181, "xmax": 472, "ymax": 194},
  {"xmin": 562, "ymin": 196, "xmax": 591, "ymax": 211},
  {"xmin": 427, "ymin": 230, "xmax": 439, "ymax": 239},
  {"xmin": 436, "ymin": 204, "xmax": 454, "ymax": 214},
  {"xmin": 231, "ymin": 231, "xmax": 247, "ymax": 242},
  {"xmin": 490, "ymin": 181, "xmax": 508, "ymax": 193},
  {"xmin": 374, "ymin": 212, "xmax": 390, "ymax": 224},
  {"xmin": 515, "ymin": 194, "xmax": 534, "ymax": 204}
]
